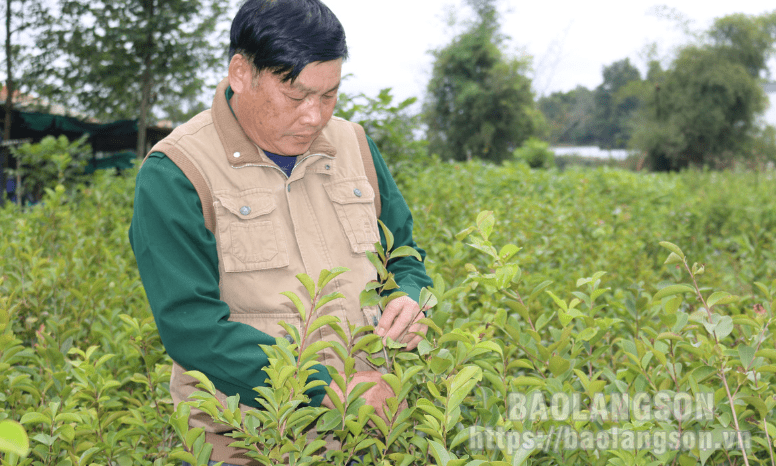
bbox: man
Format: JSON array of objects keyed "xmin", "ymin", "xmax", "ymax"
[{"xmin": 128, "ymin": 0, "xmax": 432, "ymax": 464}]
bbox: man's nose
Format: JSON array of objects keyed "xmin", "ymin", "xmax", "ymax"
[{"xmin": 299, "ymin": 97, "xmax": 323, "ymax": 127}]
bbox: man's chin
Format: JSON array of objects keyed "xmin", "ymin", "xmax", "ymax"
[{"xmin": 282, "ymin": 138, "xmax": 315, "ymax": 156}]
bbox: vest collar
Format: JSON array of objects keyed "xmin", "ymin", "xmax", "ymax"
[{"xmin": 211, "ymin": 77, "xmax": 337, "ymax": 167}]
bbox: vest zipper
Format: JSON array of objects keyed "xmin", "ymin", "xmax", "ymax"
[
  {"xmin": 230, "ymin": 163, "xmax": 288, "ymax": 179},
  {"xmin": 295, "ymin": 153, "xmax": 333, "ymax": 169},
  {"xmin": 231, "ymin": 153, "xmax": 334, "ymax": 182}
]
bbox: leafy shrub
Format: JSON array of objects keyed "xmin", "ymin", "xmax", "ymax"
[
  {"xmin": 513, "ymin": 138, "xmax": 555, "ymax": 169},
  {"xmin": 2, "ymin": 160, "xmax": 776, "ymax": 465},
  {"xmin": 335, "ymin": 86, "xmax": 429, "ymax": 171},
  {"xmin": 1, "ymin": 168, "xmax": 180, "ymax": 465},
  {"xmin": 175, "ymin": 212, "xmax": 776, "ymax": 465},
  {"xmin": 7, "ymin": 135, "xmax": 92, "ymax": 203}
]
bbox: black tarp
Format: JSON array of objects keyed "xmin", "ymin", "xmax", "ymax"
[
  {"xmin": 1, "ymin": 107, "xmax": 172, "ymax": 153},
  {"xmin": 1, "ymin": 107, "xmax": 173, "ymax": 201}
]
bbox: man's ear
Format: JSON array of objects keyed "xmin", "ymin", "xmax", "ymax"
[{"xmin": 228, "ymin": 54, "xmax": 253, "ymax": 94}]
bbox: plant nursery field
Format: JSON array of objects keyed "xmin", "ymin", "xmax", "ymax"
[{"xmin": 2, "ymin": 162, "xmax": 776, "ymax": 466}]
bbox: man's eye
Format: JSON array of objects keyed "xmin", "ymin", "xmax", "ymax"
[{"xmin": 287, "ymin": 95, "xmax": 304, "ymax": 102}]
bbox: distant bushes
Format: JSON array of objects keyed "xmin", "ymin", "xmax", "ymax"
[{"xmin": 512, "ymin": 137, "xmax": 555, "ymax": 169}]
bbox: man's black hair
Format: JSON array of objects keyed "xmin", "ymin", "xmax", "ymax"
[{"xmin": 229, "ymin": 0, "xmax": 348, "ymax": 83}]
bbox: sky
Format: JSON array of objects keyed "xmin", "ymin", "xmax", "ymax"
[{"xmin": 321, "ymin": 0, "xmax": 776, "ymax": 123}]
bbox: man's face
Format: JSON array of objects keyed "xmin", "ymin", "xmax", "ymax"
[{"xmin": 230, "ymin": 57, "xmax": 342, "ymax": 156}]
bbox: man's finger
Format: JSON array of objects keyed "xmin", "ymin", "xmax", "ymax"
[
  {"xmin": 375, "ymin": 298, "xmax": 403, "ymax": 336},
  {"xmin": 385, "ymin": 308, "xmax": 414, "ymax": 342},
  {"xmin": 402, "ymin": 323, "xmax": 425, "ymax": 342},
  {"xmin": 406, "ymin": 334, "xmax": 423, "ymax": 351},
  {"xmin": 377, "ymin": 297, "xmax": 416, "ymax": 338}
]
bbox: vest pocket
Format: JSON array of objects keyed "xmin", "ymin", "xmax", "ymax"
[
  {"xmin": 323, "ymin": 178, "xmax": 380, "ymax": 254},
  {"xmin": 214, "ymin": 189, "xmax": 290, "ymax": 272}
]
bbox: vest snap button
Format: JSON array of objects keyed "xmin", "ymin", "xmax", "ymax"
[
  {"xmin": 325, "ymin": 164, "xmax": 331, "ymax": 170},
  {"xmin": 233, "ymin": 151, "xmax": 241, "ymax": 158},
  {"xmin": 354, "ymin": 188, "xmax": 362, "ymax": 197},
  {"xmin": 239, "ymin": 206, "xmax": 251, "ymax": 216}
]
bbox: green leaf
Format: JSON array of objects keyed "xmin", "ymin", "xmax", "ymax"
[
  {"xmin": 512, "ymin": 441, "xmax": 535, "ymax": 466},
  {"xmin": 714, "ymin": 316, "xmax": 734, "ymax": 340},
  {"xmin": 416, "ymin": 399, "xmax": 445, "ymax": 422},
  {"xmin": 20, "ymin": 412, "xmax": 50, "ymax": 426},
  {"xmin": 652, "ymin": 284, "xmax": 695, "ymax": 301},
  {"xmin": 549, "ymin": 355, "xmax": 570, "ymax": 376},
  {"xmin": 184, "ymin": 371, "xmax": 217, "ymax": 395},
  {"xmin": 297, "ymin": 273, "xmax": 316, "ymax": 301},
  {"xmin": 475, "ymin": 341, "xmax": 503, "ymax": 357},
  {"xmin": 378, "ymin": 220, "xmax": 394, "ymax": 251},
  {"xmin": 455, "ymin": 226, "xmax": 476, "ymax": 241},
  {"xmin": 476, "ymin": 211, "xmax": 495, "ymax": 240},
  {"xmin": 318, "ymin": 267, "xmax": 349, "ymax": 290},
  {"xmin": 577, "ymin": 327, "xmax": 598, "ymax": 341},
  {"xmin": 360, "ymin": 288, "xmax": 381, "ymax": 308},
  {"xmin": 528, "ymin": 280, "xmax": 553, "ymax": 302},
  {"xmin": 706, "ymin": 291, "xmax": 739, "ymax": 308},
  {"xmin": 307, "ymin": 315, "xmax": 341, "ymax": 335},
  {"xmin": 756, "ymin": 349, "xmax": 776, "ymax": 362},
  {"xmin": 738, "ymin": 344, "xmax": 755, "ymax": 369},
  {"xmin": 427, "ymin": 438, "xmax": 455, "ymax": 466},
  {"xmin": 419, "ymin": 287, "xmax": 439, "ymax": 310},
  {"xmin": 741, "ymin": 396, "xmax": 768, "ymax": 419},
  {"xmin": 281, "ymin": 291, "xmax": 307, "ymax": 321},
  {"xmin": 659, "ymin": 241, "xmax": 685, "ymax": 260},
  {"xmin": 390, "ymin": 246, "xmax": 422, "ymax": 261},
  {"xmin": 316, "ymin": 291, "xmax": 345, "ymax": 310},
  {"xmin": 664, "ymin": 252, "xmax": 684, "ymax": 265},
  {"xmin": 499, "ymin": 244, "xmax": 520, "ymax": 261},
  {"xmin": 430, "ymin": 356, "xmax": 453, "ymax": 375},
  {"xmin": 0, "ymin": 421, "xmax": 29, "ymax": 457},
  {"xmin": 300, "ymin": 341, "xmax": 333, "ymax": 363},
  {"xmin": 448, "ymin": 366, "xmax": 483, "ymax": 408},
  {"xmin": 546, "ymin": 290, "xmax": 568, "ymax": 312}
]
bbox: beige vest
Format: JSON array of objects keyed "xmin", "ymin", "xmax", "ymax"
[{"xmin": 148, "ymin": 78, "xmax": 382, "ymax": 465}]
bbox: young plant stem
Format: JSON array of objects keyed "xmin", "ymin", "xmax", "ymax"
[
  {"xmin": 763, "ymin": 417, "xmax": 776, "ymax": 466},
  {"xmin": 683, "ymin": 261, "xmax": 712, "ymax": 321},
  {"xmin": 502, "ymin": 289, "xmax": 536, "ymax": 332},
  {"xmin": 720, "ymin": 366, "xmax": 751, "ymax": 466}
]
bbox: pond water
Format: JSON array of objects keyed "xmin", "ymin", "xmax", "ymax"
[{"xmin": 549, "ymin": 146, "xmax": 638, "ymax": 160}]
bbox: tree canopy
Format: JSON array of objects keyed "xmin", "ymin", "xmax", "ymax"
[
  {"xmin": 538, "ymin": 59, "xmax": 643, "ymax": 150},
  {"xmin": 29, "ymin": 0, "xmax": 228, "ymax": 157},
  {"xmin": 423, "ymin": 0, "xmax": 537, "ymax": 163},
  {"xmin": 632, "ymin": 11, "xmax": 776, "ymax": 170}
]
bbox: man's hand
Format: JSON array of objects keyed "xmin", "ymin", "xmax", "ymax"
[
  {"xmin": 375, "ymin": 296, "xmax": 427, "ymax": 351},
  {"xmin": 321, "ymin": 370, "xmax": 408, "ymax": 424}
]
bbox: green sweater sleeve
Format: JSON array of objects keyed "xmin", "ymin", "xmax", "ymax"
[
  {"xmin": 368, "ymin": 136, "xmax": 434, "ymax": 304},
  {"xmin": 128, "ymin": 153, "xmax": 330, "ymax": 408}
]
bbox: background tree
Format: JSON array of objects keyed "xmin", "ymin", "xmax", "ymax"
[
  {"xmin": 423, "ymin": 0, "xmax": 537, "ymax": 163},
  {"xmin": 537, "ymin": 59, "xmax": 644, "ymax": 149},
  {"xmin": 1, "ymin": 0, "xmax": 51, "ymax": 204},
  {"xmin": 592, "ymin": 58, "xmax": 642, "ymax": 148},
  {"xmin": 632, "ymin": 12, "xmax": 776, "ymax": 171},
  {"xmin": 32, "ymin": 0, "xmax": 228, "ymax": 158},
  {"xmin": 538, "ymin": 86, "xmax": 596, "ymax": 146}
]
